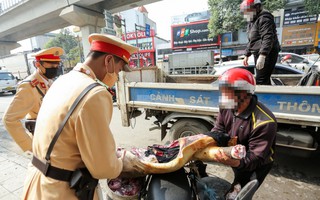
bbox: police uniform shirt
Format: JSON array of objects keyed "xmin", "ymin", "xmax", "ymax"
[{"xmin": 2, "ymin": 70, "xmax": 50, "ymax": 152}]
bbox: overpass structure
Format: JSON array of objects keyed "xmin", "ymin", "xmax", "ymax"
[{"xmin": 0, "ymin": 0, "xmax": 160, "ymax": 57}]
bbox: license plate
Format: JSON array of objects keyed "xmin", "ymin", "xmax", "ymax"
[{"xmin": 5, "ymin": 86, "xmax": 14, "ymax": 90}]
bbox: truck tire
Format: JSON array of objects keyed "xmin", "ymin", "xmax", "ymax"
[{"xmin": 169, "ymin": 119, "xmax": 210, "ymax": 141}]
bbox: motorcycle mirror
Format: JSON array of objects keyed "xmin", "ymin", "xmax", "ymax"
[{"xmin": 234, "ymin": 179, "xmax": 259, "ymax": 200}]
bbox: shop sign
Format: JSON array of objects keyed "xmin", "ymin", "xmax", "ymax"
[
  {"xmin": 124, "ymin": 30, "xmax": 155, "ymax": 40},
  {"xmin": 281, "ymin": 24, "xmax": 317, "ymax": 47},
  {"xmin": 171, "ymin": 20, "xmax": 220, "ymax": 49},
  {"xmin": 283, "ymin": 7, "xmax": 318, "ymax": 26}
]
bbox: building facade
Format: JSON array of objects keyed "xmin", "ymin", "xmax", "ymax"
[
  {"xmin": 119, "ymin": 6, "xmax": 169, "ymax": 67},
  {"xmin": 156, "ymin": 2, "xmax": 318, "ymax": 62},
  {"xmin": 281, "ymin": 0, "xmax": 319, "ymax": 54}
]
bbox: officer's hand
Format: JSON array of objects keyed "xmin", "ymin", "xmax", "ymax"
[
  {"xmin": 215, "ymin": 149, "xmax": 240, "ymax": 167},
  {"xmin": 243, "ymin": 56, "xmax": 249, "ymax": 66},
  {"xmin": 256, "ymin": 54, "xmax": 266, "ymax": 70}
]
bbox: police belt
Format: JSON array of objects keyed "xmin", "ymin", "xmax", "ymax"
[
  {"xmin": 32, "ymin": 156, "xmax": 73, "ymax": 182},
  {"xmin": 31, "ymin": 83, "xmax": 100, "ymax": 182}
]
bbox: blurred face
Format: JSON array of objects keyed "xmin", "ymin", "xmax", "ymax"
[
  {"xmin": 219, "ymin": 87, "xmax": 251, "ymax": 110},
  {"xmin": 243, "ymin": 8, "xmax": 257, "ymax": 22},
  {"xmin": 219, "ymin": 87, "xmax": 237, "ymax": 109}
]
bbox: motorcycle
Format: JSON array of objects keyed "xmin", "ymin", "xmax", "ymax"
[
  {"xmin": 141, "ymin": 161, "xmax": 259, "ymax": 200},
  {"xmin": 107, "ymin": 133, "xmax": 258, "ymax": 200},
  {"xmin": 107, "ymin": 160, "xmax": 259, "ymax": 200}
]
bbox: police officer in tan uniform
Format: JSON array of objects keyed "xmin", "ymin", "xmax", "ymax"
[
  {"xmin": 22, "ymin": 34, "xmax": 137, "ymax": 200},
  {"xmin": 2, "ymin": 47, "xmax": 64, "ymax": 152}
]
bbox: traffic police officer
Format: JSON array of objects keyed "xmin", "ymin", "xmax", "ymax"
[
  {"xmin": 2, "ymin": 47, "xmax": 64, "ymax": 152},
  {"xmin": 22, "ymin": 34, "xmax": 137, "ymax": 200}
]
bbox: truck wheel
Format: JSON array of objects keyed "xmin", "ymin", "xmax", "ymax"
[
  {"xmin": 11, "ymin": 90, "xmax": 16, "ymax": 95},
  {"xmin": 169, "ymin": 119, "xmax": 210, "ymax": 141}
]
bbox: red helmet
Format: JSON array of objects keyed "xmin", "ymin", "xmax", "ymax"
[
  {"xmin": 282, "ymin": 54, "xmax": 292, "ymax": 61},
  {"xmin": 240, "ymin": 0, "xmax": 261, "ymax": 12},
  {"xmin": 219, "ymin": 68, "xmax": 256, "ymax": 94}
]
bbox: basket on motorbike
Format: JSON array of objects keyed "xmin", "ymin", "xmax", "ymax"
[{"xmin": 106, "ymin": 177, "xmax": 145, "ymax": 200}]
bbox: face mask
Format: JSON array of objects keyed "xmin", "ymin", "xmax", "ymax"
[
  {"xmin": 44, "ymin": 67, "xmax": 59, "ymax": 79},
  {"xmin": 102, "ymin": 58, "xmax": 118, "ymax": 88},
  {"xmin": 102, "ymin": 72, "xmax": 118, "ymax": 88},
  {"xmin": 219, "ymin": 95, "xmax": 237, "ymax": 109}
]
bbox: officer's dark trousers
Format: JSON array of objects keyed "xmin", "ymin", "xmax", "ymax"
[
  {"xmin": 254, "ymin": 48, "xmax": 279, "ymax": 85},
  {"xmin": 232, "ymin": 162, "xmax": 273, "ymax": 189}
]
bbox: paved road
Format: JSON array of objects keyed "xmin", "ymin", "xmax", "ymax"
[{"xmin": 0, "ymin": 94, "xmax": 319, "ymax": 199}]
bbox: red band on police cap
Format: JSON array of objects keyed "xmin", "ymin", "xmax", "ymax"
[
  {"xmin": 90, "ymin": 40, "xmax": 130, "ymax": 61},
  {"xmin": 35, "ymin": 54, "xmax": 60, "ymax": 61}
]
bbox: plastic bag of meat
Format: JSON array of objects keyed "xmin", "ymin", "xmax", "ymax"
[
  {"xmin": 118, "ymin": 134, "xmax": 246, "ymax": 178},
  {"xmin": 107, "ymin": 177, "xmax": 145, "ymax": 200}
]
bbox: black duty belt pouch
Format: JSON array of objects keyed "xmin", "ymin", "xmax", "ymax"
[
  {"xmin": 32, "ymin": 83, "xmax": 100, "ymax": 200},
  {"xmin": 25, "ymin": 119, "xmax": 36, "ymax": 135},
  {"xmin": 70, "ymin": 168, "xmax": 98, "ymax": 200}
]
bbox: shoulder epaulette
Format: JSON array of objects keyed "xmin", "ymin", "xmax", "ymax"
[{"xmin": 30, "ymin": 79, "xmax": 40, "ymax": 87}]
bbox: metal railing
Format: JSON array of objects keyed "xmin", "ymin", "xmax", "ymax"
[
  {"xmin": 169, "ymin": 66, "xmax": 214, "ymax": 75},
  {"xmin": 0, "ymin": 0, "xmax": 28, "ymax": 15}
]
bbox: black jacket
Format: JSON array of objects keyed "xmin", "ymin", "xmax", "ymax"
[
  {"xmin": 245, "ymin": 10, "xmax": 280, "ymax": 57},
  {"xmin": 212, "ymin": 95, "xmax": 277, "ymax": 171}
]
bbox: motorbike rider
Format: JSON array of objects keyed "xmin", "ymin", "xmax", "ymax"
[
  {"xmin": 212, "ymin": 68, "xmax": 277, "ymax": 195},
  {"xmin": 241, "ymin": 0, "xmax": 280, "ymax": 85}
]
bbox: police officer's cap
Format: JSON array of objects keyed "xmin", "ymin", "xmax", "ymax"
[
  {"xmin": 88, "ymin": 33, "xmax": 138, "ymax": 71},
  {"xmin": 32, "ymin": 47, "xmax": 64, "ymax": 62}
]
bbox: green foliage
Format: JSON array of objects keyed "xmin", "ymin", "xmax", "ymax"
[
  {"xmin": 304, "ymin": 0, "xmax": 320, "ymax": 15},
  {"xmin": 263, "ymin": 0, "xmax": 286, "ymax": 12},
  {"xmin": 208, "ymin": 0, "xmax": 286, "ymax": 38},
  {"xmin": 208, "ymin": 0, "xmax": 243, "ymax": 37},
  {"xmin": 45, "ymin": 29, "xmax": 82, "ymax": 68}
]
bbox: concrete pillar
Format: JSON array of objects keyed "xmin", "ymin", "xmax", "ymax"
[
  {"xmin": 79, "ymin": 25, "xmax": 97, "ymax": 58},
  {"xmin": 0, "ymin": 41, "xmax": 20, "ymax": 56},
  {"xmin": 59, "ymin": 5, "xmax": 105, "ymax": 60}
]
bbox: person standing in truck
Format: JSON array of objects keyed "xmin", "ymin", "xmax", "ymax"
[
  {"xmin": 241, "ymin": 0, "xmax": 280, "ymax": 85},
  {"xmin": 2, "ymin": 47, "xmax": 64, "ymax": 153},
  {"xmin": 212, "ymin": 68, "xmax": 277, "ymax": 196}
]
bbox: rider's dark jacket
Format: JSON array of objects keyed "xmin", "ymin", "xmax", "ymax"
[{"xmin": 212, "ymin": 95, "xmax": 277, "ymax": 171}]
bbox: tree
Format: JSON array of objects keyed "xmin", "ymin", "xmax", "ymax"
[
  {"xmin": 45, "ymin": 29, "xmax": 82, "ymax": 69},
  {"xmin": 304, "ymin": 0, "xmax": 320, "ymax": 15},
  {"xmin": 208, "ymin": 0, "xmax": 286, "ymax": 60},
  {"xmin": 208, "ymin": 0, "xmax": 286, "ymax": 37}
]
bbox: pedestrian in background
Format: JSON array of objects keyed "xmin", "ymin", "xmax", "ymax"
[
  {"xmin": 2, "ymin": 47, "xmax": 64, "ymax": 152},
  {"xmin": 22, "ymin": 34, "xmax": 137, "ymax": 200},
  {"xmin": 241, "ymin": 0, "xmax": 280, "ymax": 85}
]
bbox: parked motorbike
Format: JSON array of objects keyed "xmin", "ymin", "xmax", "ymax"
[
  {"xmin": 142, "ymin": 161, "xmax": 258, "ymax": 200},
  {"xmin": 107, "ymin": 161, "xmax": 259, "ymax": 200}
]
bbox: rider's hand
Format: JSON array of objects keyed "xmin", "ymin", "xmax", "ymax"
[
  {"xmin": 256, "ymin": 54, "xmax": 266, "ymax": 70},
  {"xmin": 119, "ymin": 150, "xmax": 126, "ymax": 161},
  {"xmin": 243, "ymin": 56, "xmax": 249, "ymax": 66},
  {"xmin": 215, "ymin": 149, "xmax": 240, "ymax": 167},
  {"xmin": 116, "ymin": 148, "xmax": 126, "ymax": 160}
]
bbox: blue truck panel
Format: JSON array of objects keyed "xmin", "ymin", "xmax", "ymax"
[{"xmin": 129, "ymin": 87, "xmax": 320, "ymax": 117}]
